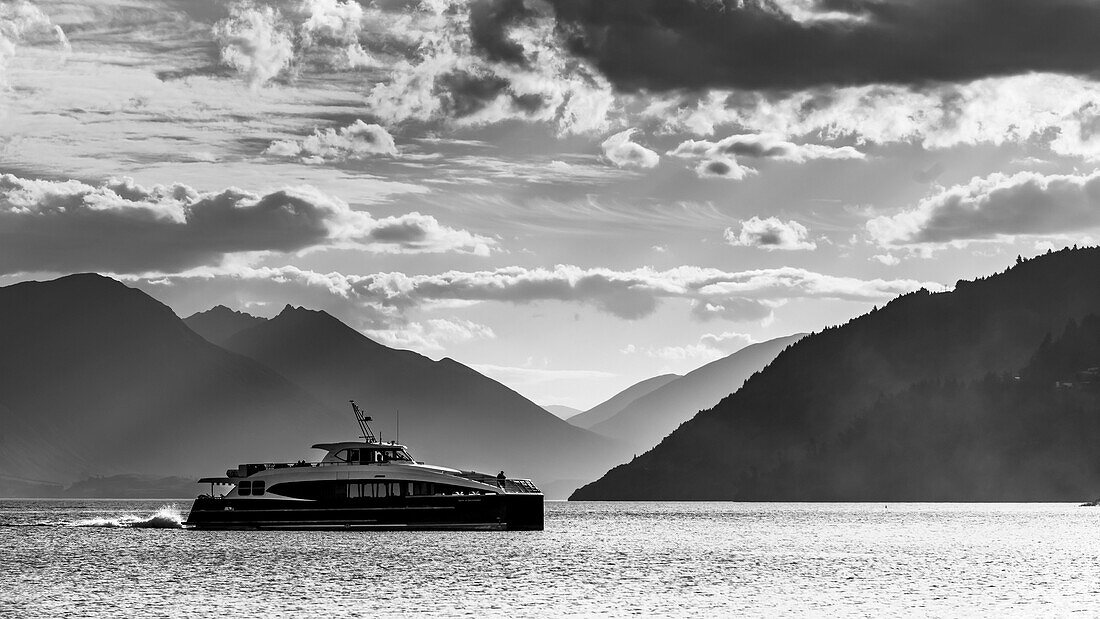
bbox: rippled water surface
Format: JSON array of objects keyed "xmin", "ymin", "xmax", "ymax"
[{"xmin": 2, "ymin": 500, "xmax": 1099, "ymax": 617}]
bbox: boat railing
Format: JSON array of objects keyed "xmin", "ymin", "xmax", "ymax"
[
  {"xmin": 456, "ymin": 471, "xmax": 542, "ymax": 494},
  {"xmin": 228, "ymin": 459, "xmax": 416, "ymax": 477}
]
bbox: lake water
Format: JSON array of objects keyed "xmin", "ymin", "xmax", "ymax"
[{"xmin": 2, "ymin": 500, "xmax": 1098, "ymax": 617}]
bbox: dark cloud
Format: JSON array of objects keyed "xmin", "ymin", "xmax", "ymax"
[
  {"xmin": 0, "ymin": 177, "xmax": 332, "ymax": 274},
  {"xmin": 434, "ymin": 71, "xmax": 511, "ymax": 117},
  {"xmin": 705, "ymin": 160, "xmax": 732, "ymax": 175},
  {"xmin": 510, "ymin": 0, "xmax": 1100, "ymax": 92},
  {"xmin": 869, "ymin": 171, "xmax": 1100, "ymax": 246},
  {"xmin": 0, "ymin": 175, "xmax": 491, "ymax": 275},
  {"xmin": 722, "ymin": 140, "xmax": 788, "ymax": 158},
  {"xmin": 469, "ymin": 0, "xmax": 537, "ymax": 65},
  {"xmin": 511, "ymin": 92, "xmax": 550, "ymax": 113}
]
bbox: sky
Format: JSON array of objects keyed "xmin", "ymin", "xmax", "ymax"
[{"xmin": 2, "ymin": 0, "xmax": 1100, "ymax": 409}]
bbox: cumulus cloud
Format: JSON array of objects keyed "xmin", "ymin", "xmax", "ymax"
[
  {"xmin": 651, "ymin": 74, "xmax": 1100, "ymax": 160},
  {"xmin": 298, "ymin": 0, "xmax": 374, "ymax": 69},
  {"xmin": 265, "ymin": 120, "xmax": 398, "ymax": 163},
  {"xmin": 726, "ymin": 217, "xmax": 817, "ymax": 251},
  {"xmin": 0, "ymin": 0, "xmax": 69, "ymax": 87},
  {"xmin": 0, "ymin": 174, "xmax": 494, "ymax": 274},
  {"xmin": 669, "ymin": 134, "xmax": 865, "ymax": 163},
  {"xmin": 867, "ymin": 170, "xmax": 1100, "ymax": 247},
  {"xmin": 364, "ymin": 0, "xmax": 615, "ymax": 134},
  {"xmin": 214, "ymin": 2, "xmax": 296, "ymax": 88},
  {"xmin": 541, "ymin": 0, "xmax": 1100, "ymax": 92},
  {"xmin": 601, "ymin": 128, "xmax": 659, "ymax": 169}
]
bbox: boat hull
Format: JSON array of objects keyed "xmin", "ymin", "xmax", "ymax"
[{"xmin": 184, "ymin": 493, "xmax": 543, "ymax": 531}]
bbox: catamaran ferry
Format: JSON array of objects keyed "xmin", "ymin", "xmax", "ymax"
[{"xmin": 184, "ymin": 402, "xmax": 543, "ymax": 531}]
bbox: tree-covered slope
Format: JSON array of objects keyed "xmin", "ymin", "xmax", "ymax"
[{"xmin": 572, "ymin": 247, "xmax": 1100, "ymax": 500}]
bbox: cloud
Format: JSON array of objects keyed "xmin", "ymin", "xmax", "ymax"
[
  {"xmin": 867, "ymin": 170, "xmax": 1100, "ymax": 247},
  {"xmin": 650, "ymin": 74, "xmax": 1100, "ymax": 160},
  {"xmin": 726, "ymin": 217, "xmax": 817, "ymax": 251},
  {"xmin": 542, "ymin": 0, "xmax": 1100, "ymax": 92},
  {"xmin": 364, "ymin": 318, "xmax": 496, "ymax": 353},
  {"xmin": 139, "ymin": 263, "xmax": 936, "ymax": 329},
  {"xmin": 0, "ymin": 0, "xmax": 69, "ymax": 87},
  {"xmin": 871, "ymin": 253, "xmax": 901, "ymax": 266},
  {"xmin": 695, "ymin": 158, "xmax": 756, "ymax": 181},
  {"xmin": 214, "ymin": 2, "xmax": 296, "ymax": 89},
  {"xmin": 669, "ymin": 134, "xmax": 865, "ymax": 163},
  {"xmin": 0, "ymin": 174, "xmax": 494, "ymax": 274},
  {"xmin": 601, "ymin": 128, "xmax": 659, "ymax": 169},
  {"xmin": 265, "ymin": 120, "xmax": 398, "ymax": 163},
  {"xmin": 299, "ymin": 0, "xmax": 373, "ymax": 69},
  {"xmin": 363, "ymin": 0, "xmax": 615, "ymax": 134}
]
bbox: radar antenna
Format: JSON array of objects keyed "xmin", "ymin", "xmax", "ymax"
[{"xmin": 350, "ymin": 400, "xmax": 376, "ymax": 443}]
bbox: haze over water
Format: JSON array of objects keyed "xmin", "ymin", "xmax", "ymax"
[{"xmin": 3, "ymin": 500, "xmax": 1098, "ymax": 617}]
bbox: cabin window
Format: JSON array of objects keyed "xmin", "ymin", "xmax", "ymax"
[
  {"xmin": 334, "ymin": 450, "xmax": 350, "ymax": 463},
  {"xmin": 253, "ymin": 481, "xmax": 265, "ymax": 496},
  {"xmin": 408, "ymin": 482, "xmax": 435, "ymax": 496},
  {"xmin": 348, "ymin": 483, "xmax": 361, "ymax": 498},
  {"xmin": 238, "ymin": 480, "xmax": 252, "ymax": 496}
]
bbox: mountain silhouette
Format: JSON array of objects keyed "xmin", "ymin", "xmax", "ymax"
[
  {"xmin": 0, "ymin": 274, "xmax": 347, "ymax": 491},
  {"xmin": 0, "ymin": 274, "xmax": 630, "ymax": 498},
  {"xmin": 216, "ymin": 305, "xmax": 631, "ymax": 493},
  {"xmin": 588, "ymin": 335, "xmax": 805, "ymax": 452},
  {"xmin": 568, "ymin": 374, "xmax": 680, "ymax": 429},
  {"xmin": 543, "ymin": 404, "xmax": 584, "ymax": 420},
  {"xmin": 572, "ymin": 246, "xmax": 1100, "ymax": 500},
  {"xmin": 184, "ymin": 305, "xmax": 265, "ymax": 344}
]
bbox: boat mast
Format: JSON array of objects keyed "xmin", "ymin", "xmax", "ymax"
[{"xmin": 350, "ymin": 400, "xmax": 376, "ymax": 443}]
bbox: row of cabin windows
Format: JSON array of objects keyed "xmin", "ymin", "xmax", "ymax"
[
  {"xmin": 342, "ymin": 481, "xmax": 488, "ymax": 498},
  {"xmin": 335, "ymin": 448, "xmax": 413, "ymax": 464},
  {"xmin": 237, "ymin": 480, "xmax": 265, "ymax": 496},
  {"xmin": 264, "ymin": 480, "xmax": 490, "ymax": 501}
]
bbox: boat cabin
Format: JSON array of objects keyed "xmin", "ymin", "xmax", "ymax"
[{"xmin": 314, "ymin": 442, "xmax": 415, "ymax": 465}]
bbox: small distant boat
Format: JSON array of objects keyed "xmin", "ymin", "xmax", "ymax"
[{"xmin": 184, "ymin": 401, "xmax": 543, "ymax": 530}]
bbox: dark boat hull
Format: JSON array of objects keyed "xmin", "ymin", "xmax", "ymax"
[{"xmin": 184, "ymin": 493, "xmax": 543, "ymax": 531}]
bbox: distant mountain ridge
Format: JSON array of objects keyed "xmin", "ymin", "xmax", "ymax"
[
  {"xmin": 572, "ymin": 247, "xmax": 1100, "ymax": 501},
  {"xmin": 568, "ymin": 374, "xmax": 680, "ymax": 429},
  {"xmin": 543, "ymin": 404, "xmax": 584, "ymax": 420},
  {"xmin": 184, "ymin": 305, "xmax": 266, "ymax": 344},
  {"xmin": 588, "ymin": 335, "xmax": 806, "ymax": 452}
]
